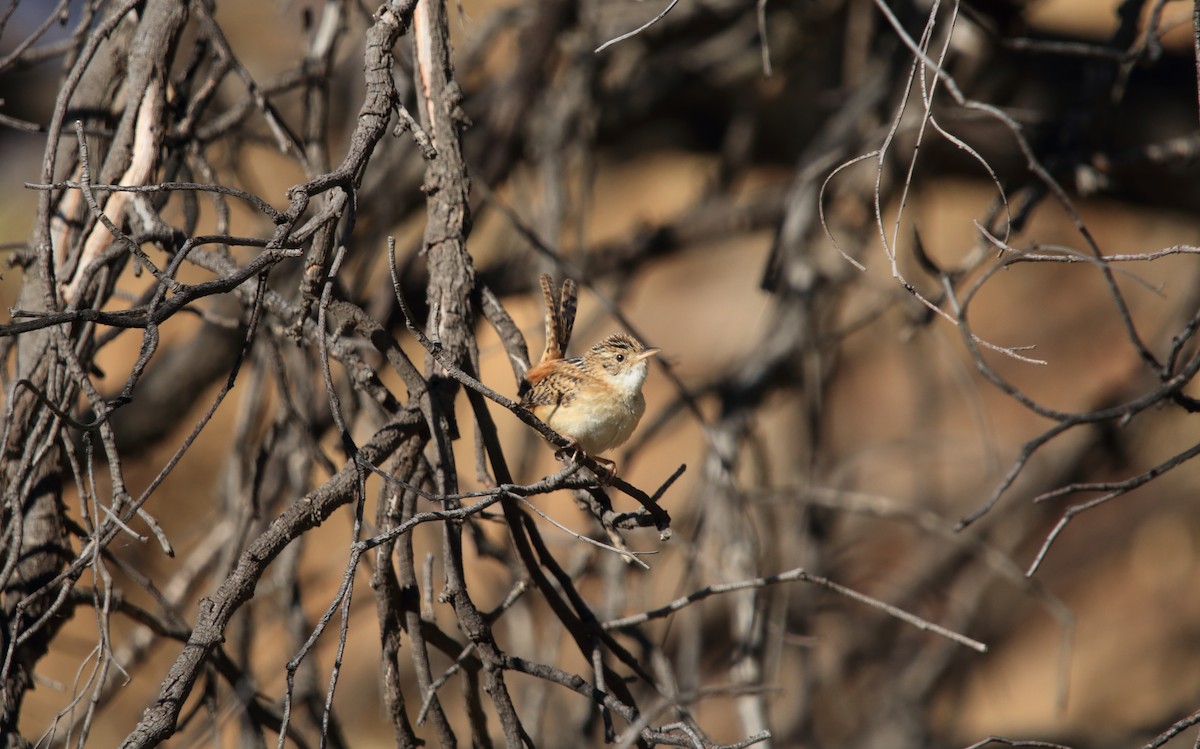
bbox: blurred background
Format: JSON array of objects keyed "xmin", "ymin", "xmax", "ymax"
[{"xmin": 5, "ymin": 0, "xmax": 1200, "ymax": 747}]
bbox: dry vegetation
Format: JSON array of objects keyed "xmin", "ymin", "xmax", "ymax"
[{"xmin": 4, "ymin": 0, "xmax": 1200, "ymax": 747}]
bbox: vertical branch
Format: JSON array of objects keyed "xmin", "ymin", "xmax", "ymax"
[
  {"xmin": 412, "ymin": 1, "xmax": 527, "ymax": 745},
  {"xmin": 413, "ymin": 0, "xmax": 475, "ymax": 365},
  {"xmin": 1194, "ymin": 0, "xmax": 1200, "ymax": 124},
  {"xmin": 1, "ymin": 1, "xmax": 189, "ymax": 741},
  {"xmin": 372, "ymin": 463, "xmax": 427, "ymax": 749}
]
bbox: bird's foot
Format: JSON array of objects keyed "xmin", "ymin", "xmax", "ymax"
[
  {"xmin": 553, "ymin": 441, "xmax": 617, "ymax": 484},
  {"xmin": 590, "ymin": 456, "xmax": 617, "ymax": 485}
]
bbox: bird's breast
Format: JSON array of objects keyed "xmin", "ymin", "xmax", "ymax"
[{"xmin": 543, "ymin": 388, "xmax": 646, "ymax": 455}]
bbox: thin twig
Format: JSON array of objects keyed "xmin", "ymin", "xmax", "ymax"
[{"xmin": 604, "ymin": 566, "xmax": 988, "ymax": 653}]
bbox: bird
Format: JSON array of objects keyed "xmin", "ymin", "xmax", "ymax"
[{"xmin": 519, "ymin": 276, "xmax": 660, "ymax": 474}]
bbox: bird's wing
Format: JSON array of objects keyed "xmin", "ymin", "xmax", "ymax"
[{"xmin": 519, "ymin": 358, "xmax": 585, "ymax": 406}]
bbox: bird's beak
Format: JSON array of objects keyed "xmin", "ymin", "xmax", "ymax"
[{"xmin": 636, "ymin": 347, "xmax": 661, "ymax": 362}]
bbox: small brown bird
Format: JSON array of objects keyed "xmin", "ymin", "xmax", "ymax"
[
  {"xmin": 519, "ymin": 275, "xmax": 659, "ymax": 470},
  {"xmin": 520, "ymin": 333, "xmax": 661, "ymax": 463}
]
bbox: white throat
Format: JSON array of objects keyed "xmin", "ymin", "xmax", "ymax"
[{"xmin": 610, "ymin": 361, "xmax": 649, "ymax": 399}]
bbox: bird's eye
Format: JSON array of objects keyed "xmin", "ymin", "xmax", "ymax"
[{"xmin": 615, "ymin": 354, "xmax": 625, "ymax": 363}]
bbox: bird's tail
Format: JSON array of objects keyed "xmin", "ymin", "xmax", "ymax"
[{"xmin": 539, "ymin": 273, "xmax": 577, "ymax": 363}]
